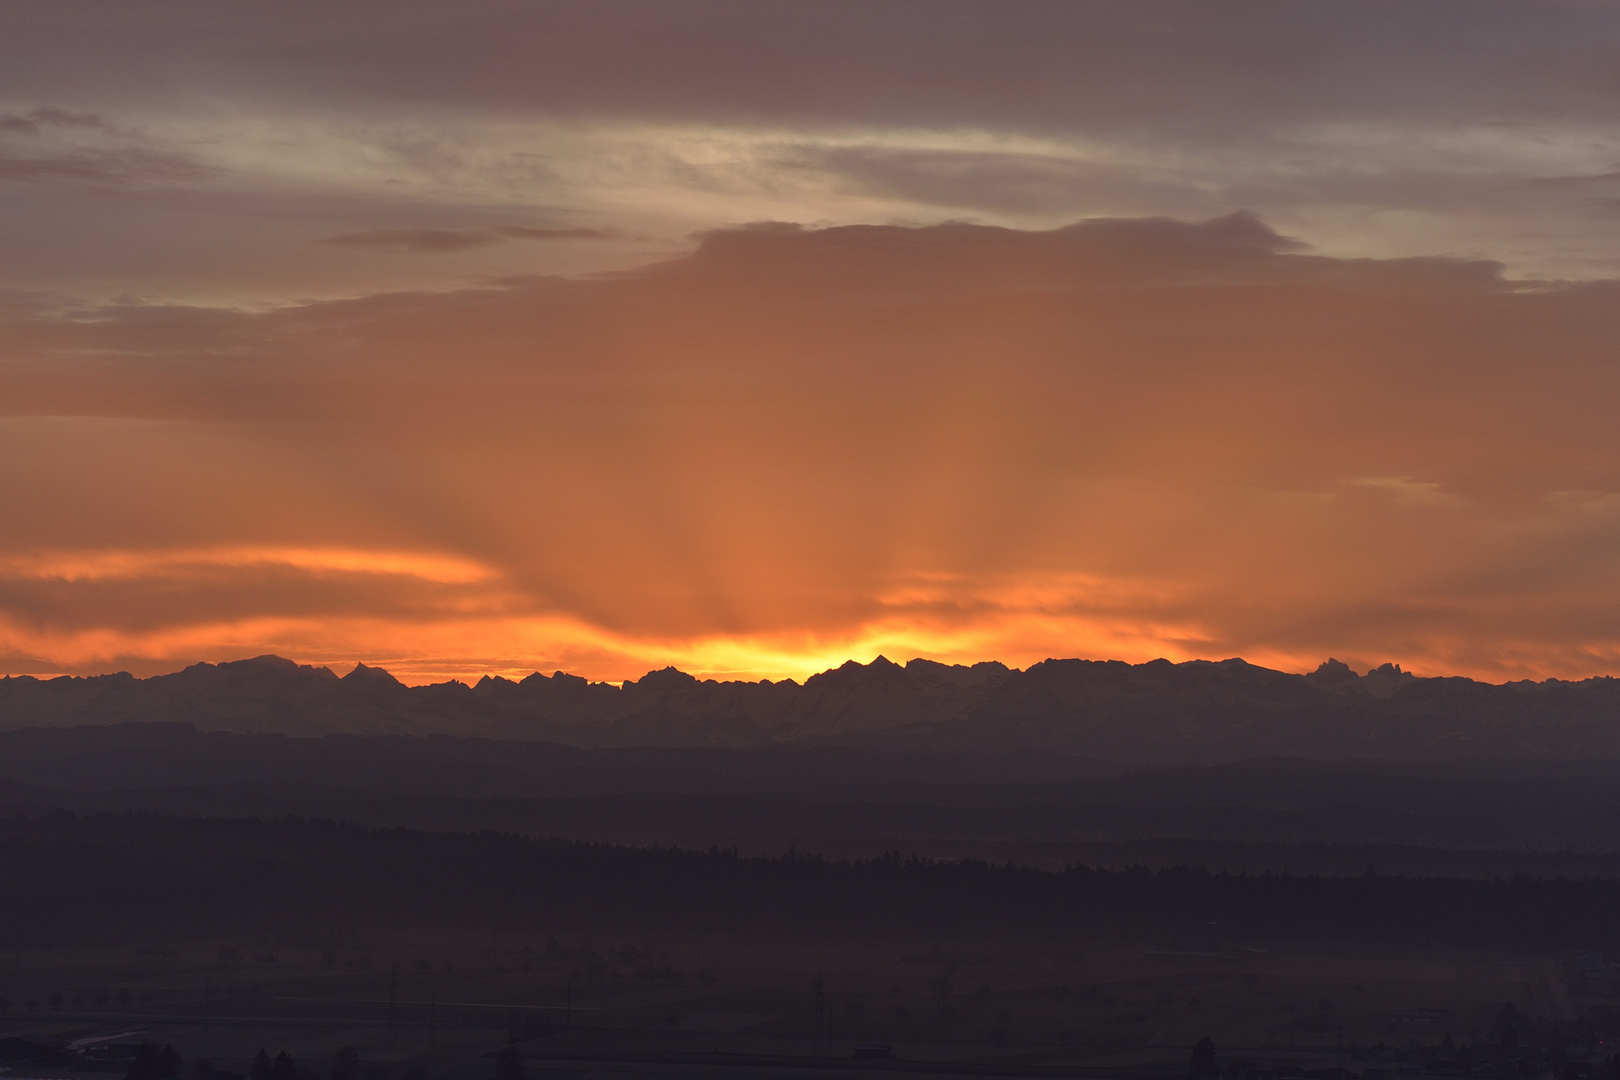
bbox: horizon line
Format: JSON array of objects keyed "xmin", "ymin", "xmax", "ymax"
[{"xmin": 4, "ymin": 652, "xmax": 1607, "ymax": 691}]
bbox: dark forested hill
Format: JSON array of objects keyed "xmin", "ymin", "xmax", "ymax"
[
  {"xmin": 4, "ymin": 654, "xmax": 1620, "ymax": 762},
  {"xmin": 7, "ymin": 728, "xmax": 1620, "ymax": 867},
  {"xmin": 6, "ymin": 811, "xmax": 1620, "ymax": 952}
]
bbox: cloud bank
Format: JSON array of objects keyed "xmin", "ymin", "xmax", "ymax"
[
  {"xmin": 3, "ymin": 214, "xmax": 1620, "ymax": 682},
  {"xmin": 3, "ymin": 4, "xmax": 1620, "ymax": 683}
]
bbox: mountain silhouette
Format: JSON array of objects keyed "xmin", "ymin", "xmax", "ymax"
[{"xmin": 2, "ymin": 654, "xmax": 1619, "ymax": 763}]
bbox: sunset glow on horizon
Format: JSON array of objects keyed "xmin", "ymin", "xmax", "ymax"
[{"xmin": 7, "ymin": 3, "xmax": 1620, "ymax": 688}]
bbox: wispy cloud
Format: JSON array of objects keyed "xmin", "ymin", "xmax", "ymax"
[
  {"xmin": 497, "ymin": 226, "xmax": 612, "ymax": 241},
  {"xmin": 1346, "ymin": 478, "xmax": 1466, "ymax": 509},
  {"xmin": 0, "ymin": 105, "xmax": 212, "ymax": 189},
  {"xmin": 321, "ymin": 225, "xmax": 612, "ymax": 252},
  {"xmin": 0, "ymin": 546, "xmax": 496, "ymax": 585},
  {"xmin": 0, "ymin": 106, "xmax": 107, "ymax": 136},
  {"xmin": 322, "ymin": 228, "xmax": 507, "ymax": 252},
  {"xmin": 0, "ymin": 147, "xmax": 214, "ymax": 186}
]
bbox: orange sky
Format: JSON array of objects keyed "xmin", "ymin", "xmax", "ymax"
[{"xmin": 4, "ymin": 4, "xmax": 1620, "ymax": 685}]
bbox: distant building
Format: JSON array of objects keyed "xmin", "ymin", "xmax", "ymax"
[
  {"xmin": 1572, "ymin": 952, "xmax": 1620, "ymax": 994},
  {"xmin": 1388, "ymin": 1009, "xmax": 1451, "ymax": 1026},
  {"xmin": 0, "ymin": 1037, "xmax": 58, "ymax": 1065}
]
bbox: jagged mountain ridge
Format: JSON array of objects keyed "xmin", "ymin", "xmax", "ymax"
[{"xmin": 3, "ymin": 653, "xmax": 1620, "ymax": 762}]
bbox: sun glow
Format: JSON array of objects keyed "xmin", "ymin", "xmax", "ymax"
[{"xmin": 0, "ymin": 609, "xmax": 1219, "ymax": 685}]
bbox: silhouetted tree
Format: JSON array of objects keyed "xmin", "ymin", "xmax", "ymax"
[
  {"xmin": 494, "ymin": 1047, "xmax": 525, "ymax": 1080},
  {"xmin": 127, "ymin": 1044, "xmax": 160, "ymax": 1080},
  {"xmin": 158, "ymin": 1045, "xmax": 180, "ymax": 1079},
  {"xmin": 271, "ymin": 1052, "xmax": 298, "ymax": 1080},
  {"xmin": 1495, "ymin": 1002, "xmax": 1523, "ymax": 1047},
  {"xmin": 250, "ymin": 1052, "xmax": 271, "ymax": 1080},
  {"xmin": 330, "ymin": 1047, "xmax": 359, "ymax": 1080},
  {"xmin": 1190, "ymin": 1037, "xmax": 1220, "ymax": 1079},
  {"xmin": 195, "ymin": 1062, "xmax": 242, "ymax": 1080}
]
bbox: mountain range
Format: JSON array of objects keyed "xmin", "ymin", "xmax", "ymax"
[{"xmin": 4, "ymin": 653, "xmax": 1620, "ymax": 763}]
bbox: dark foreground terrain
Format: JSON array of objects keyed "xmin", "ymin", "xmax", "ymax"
[
  {"xmin": 5, "ymin": 719, "xmax": 1620, "ymax": 1079},
  {"xmin": 3, "ymin": 812, "xmax": 1620, "ymax": 1080}
]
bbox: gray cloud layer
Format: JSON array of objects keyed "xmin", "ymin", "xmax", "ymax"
[
  {"xmin": 8, "ymin": 2, "xmax": 1619, "ymax": 131},
  {"xmin": 0, "ymin": 1, "xmax": 1618, "ymax": 300}
]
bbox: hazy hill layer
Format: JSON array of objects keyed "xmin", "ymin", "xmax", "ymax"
[
  {"xmin": 4, "ymin": 653, "xmax": 1620, "ymax": 761},
  {"xmin": 7, "ymin": 726, "xmax": 1620, "ymax": 874}
]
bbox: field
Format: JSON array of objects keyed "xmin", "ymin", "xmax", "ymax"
[{"xmin": 2, "ymin": 930, "xmax": 1605, "ymax": 1080}]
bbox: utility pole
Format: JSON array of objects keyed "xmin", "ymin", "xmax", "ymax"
[
  {"xmin": 813, "ymin": 974, "xmax": 826, "ymax": 1057},
  {"xmin": 565, "ymin": 979, "xmax": 572, "ymax": 1030},
  {"xmin": 387, "ymin": 966, "xmax": 398, "ymax": 1048},
  {"xmin": 428, "ymin": 988, "xmax": 436, "ymax": 1049}
]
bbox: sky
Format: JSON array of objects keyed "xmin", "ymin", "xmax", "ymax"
[{"xmin": 4, "ymin": 1, "xmax": 1620, "ymax": 685}]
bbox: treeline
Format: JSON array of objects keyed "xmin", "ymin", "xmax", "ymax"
[{"xmin": 3, "ymin": 811, "xmax": 1619, "ymax": 950}]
